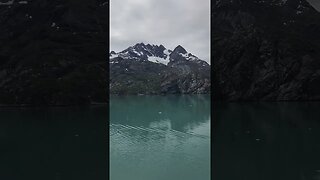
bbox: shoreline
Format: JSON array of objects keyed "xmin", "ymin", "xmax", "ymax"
[
  {"xmin": 109, "ymin": 93, "xmax": 211, "ymax": 96},
  {"xmin": 0, "ymin": 102, "xmax": 108, "ymax": 108}
]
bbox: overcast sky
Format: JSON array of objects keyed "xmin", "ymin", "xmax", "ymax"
[{"xmin": 110, "ymin": 0, "xmax": 210, "ymax": 63}]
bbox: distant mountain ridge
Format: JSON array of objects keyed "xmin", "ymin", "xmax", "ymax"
[
  {"xmin": 109, "ymin": 43, "xmax": 210, "ymax": 95},
  {"xmin": 110, "ymin": 43, "xmax": 209, "ymax": 66}
]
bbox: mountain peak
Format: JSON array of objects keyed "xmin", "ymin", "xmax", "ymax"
[
  {"xmin": 173, "ymin": 45, "xmax": 187, "ymax": 54},
  {"xmin": 134, "ymin": 42, "xmax": 146, "ymax": 46},
  {"xmin": 159, "ymin": 44, "xmax": 165, "ymax": 49}
]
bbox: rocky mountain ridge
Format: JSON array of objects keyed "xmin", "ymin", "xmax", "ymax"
[
  {"xmin": 110, "ymin": 43, "xmax": 208, "ymax": 66},
  {"xmin": 109, "ymin": 43, "xmax": 210, "ymax": 95}
]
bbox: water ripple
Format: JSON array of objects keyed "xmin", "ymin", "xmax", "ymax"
[{"xmin": 110, "ymin": 123, "xmax": 210, "ymax": 139}]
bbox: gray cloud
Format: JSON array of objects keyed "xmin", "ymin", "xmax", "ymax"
[{"xmin": 110, "ymin": 0, "xmax": 210, "ymax": 63}]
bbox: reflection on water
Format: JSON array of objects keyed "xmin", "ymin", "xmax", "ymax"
[
  {"xmin": 213, "ymin": 102, "xmax": 320, "ymax": 180},
  {"xmin": 110, "ymin": 95, "xmax": 210, "ymax": 180}
]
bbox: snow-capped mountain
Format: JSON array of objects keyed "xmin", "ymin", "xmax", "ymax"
[
  {"xmin": 110, "ymin": 43, "xmax": 171, "ymax": 65},
  {"xmin": 109, "ymin": 43, "xmax": 209, "ymax": 67},
  {"xmin": 109, "ymin": 43, "xmax": 210, "ymax": 95}
]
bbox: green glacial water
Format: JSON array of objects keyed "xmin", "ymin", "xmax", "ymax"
[{"xmin": 110, "ymin": 95, "xmax": 211, "ymax": 180}]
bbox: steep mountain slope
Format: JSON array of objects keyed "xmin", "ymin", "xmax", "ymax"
[
  {"xmin": 110, "ymin": 43, "xmax": 210, "ymax": 95},
  {"xmin": 0, "ymin": 0, "xmax": 108, "ymax": 105},
  {"xmin": 213, "ymin": 0, "xmax": 320, "ymax": 101}
]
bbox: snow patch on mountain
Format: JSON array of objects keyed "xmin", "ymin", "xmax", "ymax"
[
  {"xmin": 148, "ymin": 56, "xmax": 170, "ymax": 65},
  {"xmin": 133, "ymin": 49, "xmax": 142, "ymax": 56},
  {"xmin": 163, "ymin": 49, "xmax": 171, "ymax": 57},
  {"xmin": 179, "ymin": 52, "xmax": 199, "ymax": 61}
]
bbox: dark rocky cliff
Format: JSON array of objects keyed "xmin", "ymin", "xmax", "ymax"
[
  {"xmin": 0, "ymin": 0, "xmax": 108, "ymax": 105},
  {"xmin": 213, "ymin": 0, "xmax": 320, "ymax": 101}
]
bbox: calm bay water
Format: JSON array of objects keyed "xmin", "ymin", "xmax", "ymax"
[
  {"xmin": 213, "ymin": 102, "xmax": 320, "ymax": 180},
  {"xmin": 4, "ymin": 97, "xmax": 320, "ymax": 179},
  {"xmin": 110, "ymin": 95, "xmax": 211, "ymax": 180},
  {"xmin": 0, "ymin": 106, "xmax": 107, "ymax": 179}
]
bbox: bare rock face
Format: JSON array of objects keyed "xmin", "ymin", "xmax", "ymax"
[
  {"xmin": 213, "ymin": 0, "xmax": 320, "ymax": 101},
  {"xmin": 109, "ymin": 43, "xmax": 210, "ymax": 95},
  {"xmin": 0, "ymin": 0, "xmax": 108, "ymax": 105}
]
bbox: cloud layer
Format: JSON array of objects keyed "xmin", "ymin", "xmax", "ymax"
[{"xmin": 110, "ymin": 0, "xmax": 210, "ymax": 63}]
